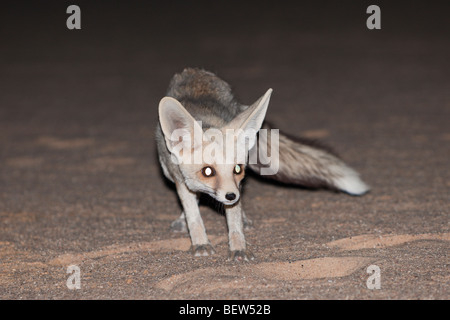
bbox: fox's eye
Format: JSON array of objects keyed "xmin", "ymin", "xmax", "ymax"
[
  {"xmin": 234, "ymin": 164, "xmax": 243, "ymax": 175},
  {"xmin": 201, "ymin": 166, "xmax": 215, "ymax": 177}
]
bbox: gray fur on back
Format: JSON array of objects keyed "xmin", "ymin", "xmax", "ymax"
[{"xmin": 165, "ymin": 68, "xmax": 245, "ymax": 129}]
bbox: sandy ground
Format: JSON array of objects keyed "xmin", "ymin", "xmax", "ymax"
[{"xmin": 0, "ymin": 1, "xmax": 449, "ymax": 299}]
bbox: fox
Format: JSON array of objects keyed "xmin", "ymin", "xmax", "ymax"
[{"xmin": 156, "ymin": 68, "xmax": 369, "ymax": 261}]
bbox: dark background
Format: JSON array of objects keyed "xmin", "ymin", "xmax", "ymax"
[
  {"xmin": 1, "ymin": 1, "xmax": 449, "ymax": 126},
  {"xmin": 0, "ymin": 1, "xmax": 449, "ymax": 299}
]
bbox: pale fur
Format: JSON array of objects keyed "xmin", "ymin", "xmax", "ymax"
[{"xmin": 156, "ymin": 68, "xmax": 369, "ymax": 261}]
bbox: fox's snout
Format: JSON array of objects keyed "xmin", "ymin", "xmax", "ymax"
[
  {"xmin": 222, "ymin": 190, "xmax": 239, "ymax": 205},
  {"xmin": 215, "ymin": 188, "xmax": 240, "ymax": 205},
  {"xmin": 209, "ymin": 176, "xmax": 241, "ymax": 205}
]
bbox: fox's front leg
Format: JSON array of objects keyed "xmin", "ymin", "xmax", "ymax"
[
  {"xmin": 225, "ymin": 202, "xmax": 254, "ymax": 261},
  {"xmin": 175, "ymin": 182, "xmax": 215, "ymax": 256}
]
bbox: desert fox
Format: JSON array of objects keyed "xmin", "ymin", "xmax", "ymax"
[{"xmin": 156, "ymin": 68, "xmax": 369, "ymax": 261}]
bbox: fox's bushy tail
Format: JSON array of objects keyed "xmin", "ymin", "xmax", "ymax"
[{"xmin": 248, "ymin": 123, "xmax": 370, "ymax": 196}]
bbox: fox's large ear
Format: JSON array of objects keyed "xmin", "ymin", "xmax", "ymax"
[
  {"xmin": 159, "ymin": 97, "xmax": 203, "ymax": 153},
  {"xmin": 228, "ymin": 88, "xmax": 272, "ymax": 150}
]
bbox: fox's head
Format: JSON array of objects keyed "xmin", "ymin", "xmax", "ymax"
[{"xmin": 159, "ymin": 89, "xmax": 272, "ymax": 205}]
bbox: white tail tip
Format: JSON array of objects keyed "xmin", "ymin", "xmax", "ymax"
[{"xmin": 334, "ymin": 171, "xmax": 370, "ymax": 196}]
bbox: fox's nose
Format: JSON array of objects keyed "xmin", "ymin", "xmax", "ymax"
[{"xmin": 225, "ymin": 192, "xmax": 236, "ymax": 201}]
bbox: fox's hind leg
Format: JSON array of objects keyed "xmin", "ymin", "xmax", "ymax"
[
  {"xmin": 170, "ymin": 194, "xmax": 202, "ymax": 233},
  {"xmin": 176, "ymin": 182, "xmax": 215, "ymax": 256},
  {"xmin": 225, "ymin": 202, "xmax": 254, "ymax": 261},
  {"xmin": 242, "ymin": 210, "xmax": 253, "ymax": 230},
  {"xmin": 170, "ymin": 183, "xmax": 200, "ymax": 233},
  {"xmin": 170, "ymin": 212, "xmax": 188, "ymax": 233}
]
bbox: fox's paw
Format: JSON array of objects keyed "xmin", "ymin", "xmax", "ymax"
[
  {"xmin": 190, "ymin": 244, "xmax": 216, "ymax": 257},
  {"xmin": 229, "ymin": 250, "xmax": 255, "ymax": 262},
  {"xmin": 170, "ymin": 218, "xmax": 188, "ymax": 233}
]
